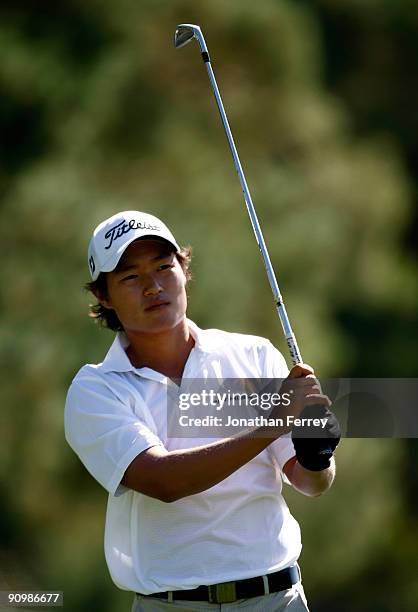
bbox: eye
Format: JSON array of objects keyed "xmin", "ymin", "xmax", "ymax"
[
  {"xmin": 121, "ymin": 274, "xmax": 138, "ymax": 281},
  {"xmin": 158, "ymin": 263, "xmax": 174, "ymax": 271}
]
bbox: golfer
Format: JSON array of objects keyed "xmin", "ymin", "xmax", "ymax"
[{"xmin": 65, "ymin": 210, "xmax": 340, "ymax": 611}]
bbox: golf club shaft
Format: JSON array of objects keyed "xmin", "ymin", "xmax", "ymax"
[{"xmin": 201, "ymin": 45, "xmax": 303, "ymax": 365}]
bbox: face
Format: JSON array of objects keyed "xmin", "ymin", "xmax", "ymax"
[{"xmin": 98, "ymin": 239, "xmax": 188, "ymax": 335}]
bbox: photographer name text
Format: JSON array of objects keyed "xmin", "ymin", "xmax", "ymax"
[{"xmin": 178, "ymin": 415, "xmax": 328, "ymax": 428}]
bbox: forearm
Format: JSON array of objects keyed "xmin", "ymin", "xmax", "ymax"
[
  {"xmin": 284, "ymin": 455, "xmax": 336, "ymax": 497},
  {"xmin": 124, "ymin": 425, "xmax": 287, "ymax": 501},
  {"xmin": 159, "ymin": 430, "xmax": 284, "ymax": 501}
]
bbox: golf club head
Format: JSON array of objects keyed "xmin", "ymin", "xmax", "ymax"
[{"xmin": 174, "ymin": 24, "xmax": 197, "ymax": 49}]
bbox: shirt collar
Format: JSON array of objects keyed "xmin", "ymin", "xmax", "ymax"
[
  {"xmin": 100, "ymin": 331, "xmax": 133, "ymax": 373},
  {"xmin": 100, "ymin": 318, "xmax": 217, "ymax": 374}
]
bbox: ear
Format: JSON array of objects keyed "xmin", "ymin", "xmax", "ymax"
[{"xmin": 92, "ymin": 287, "xmax": 113, "ymax": 310}]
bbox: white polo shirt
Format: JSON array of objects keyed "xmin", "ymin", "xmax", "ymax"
[{"xmin": 64, "ymin": 320, "xmax": 301, "ymax": 595}]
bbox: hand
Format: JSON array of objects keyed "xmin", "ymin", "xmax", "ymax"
[
  {"xmin": 279, "ymin": 363, "xmax": 332, "ymax": 422},
  {"xmin": 263, "ymin": 363, "xmax": 331, "ymax": 439}
]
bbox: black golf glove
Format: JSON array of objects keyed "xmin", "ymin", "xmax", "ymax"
[{"xmin": 291, "ymin": 404, "xmax": 341, "ymax": 471}]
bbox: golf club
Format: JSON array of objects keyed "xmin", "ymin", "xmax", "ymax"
[{"xmin": 174, "ymin": 24, "xmax": 303, "ymax": 366}]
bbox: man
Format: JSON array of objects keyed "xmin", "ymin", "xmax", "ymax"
[{"xmin": 65, "ymin": 210, "xmax": 340, "ymax": 611}]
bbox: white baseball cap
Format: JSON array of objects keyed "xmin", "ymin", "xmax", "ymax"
[{"xmin": 88, "ymin": 211, "xmax": 180, "ymax": 281}]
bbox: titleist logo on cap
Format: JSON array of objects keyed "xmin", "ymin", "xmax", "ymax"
[{"xmin": 104, "ymin": 219, "xmax": 161, "ymax": 250}]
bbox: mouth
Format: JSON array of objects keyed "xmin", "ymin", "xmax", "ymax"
[{"xmin": 144, "ymin": 301, "xmax": 170, "ymax": 312}]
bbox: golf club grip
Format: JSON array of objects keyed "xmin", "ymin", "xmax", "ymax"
[{"xmin": 283, "ymin": 330, "xmax": 303, "ymax": 366}]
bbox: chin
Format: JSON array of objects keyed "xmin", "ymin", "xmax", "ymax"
[{"xmin": 130, "ymin": 312, "xmax": 186, "ymax": 335}]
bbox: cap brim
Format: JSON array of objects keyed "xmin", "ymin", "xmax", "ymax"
[{"xmin": 98, "ymin": 231, "xmax": 180, "ymax": 276}]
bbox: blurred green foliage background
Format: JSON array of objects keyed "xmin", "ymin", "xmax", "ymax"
[{"xmin": 1, "ymin": 1, "xmax": 417, "ymax": 611}]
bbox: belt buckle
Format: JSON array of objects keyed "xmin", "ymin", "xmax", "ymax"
[{"xmin": 208, "ymin": 581, "xmax": 237, "ymax": 604}]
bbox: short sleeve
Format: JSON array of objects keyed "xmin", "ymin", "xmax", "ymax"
[{"xmin": 64, "ymin": 372, "xmax": 163, "ymax": 496}]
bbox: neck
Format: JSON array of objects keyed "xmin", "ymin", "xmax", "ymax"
[{"xmin": 125, "ymin": 318, "xmax": 195, "ymax": 379}]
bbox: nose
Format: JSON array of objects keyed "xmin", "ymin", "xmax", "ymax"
[{"xmin": 143, "ymin": 275, "xmax": 163, "ymax": 296}]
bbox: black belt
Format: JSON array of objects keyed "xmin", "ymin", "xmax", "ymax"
[{"xmin": 137, "ymin": 564, "xmax": 299, "ymax": 604}]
